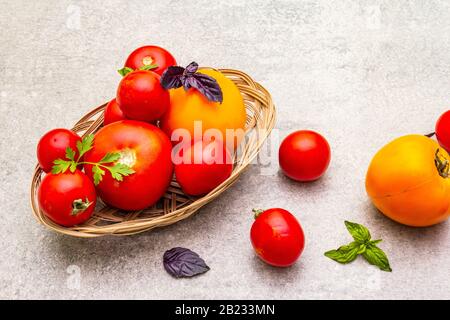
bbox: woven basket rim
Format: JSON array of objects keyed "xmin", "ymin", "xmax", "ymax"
[{"xmin": 30, "ymin": 68, "xmax": 276, "ymax": 237}]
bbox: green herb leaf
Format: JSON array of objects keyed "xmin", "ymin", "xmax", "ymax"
[
  {"xmin": 99, "ymin": 152, "xmax": 121, "ymax": 164},
  {"xmin": 370, "ymin": 239, "xmax": 382, "ymax": 246},
  {"xmin": 345, "ymin": 220, "xmax": 371, "ymax": 243},
  {"xmin": 324, "ymin": 241, "xmax": 361, "ymax": 264},
  {"xmin": 51, "ymin": 159, "xmax": 71, "ymax": 174},
  {"xmin": 357, "ymin": 243, "xmax": 367, "ymax": 254},
  {"xmin": 362, "ymin": 244, "xmax": 392, "ymax": 272},
  {"xmin": 107, "ymin": 163, "xmax": 135, "ymax": 181},
  {"xmin": 92, "ymin": 165, "xmax": 105, "ymax": 186},
  {"xmin": 139, "ymin": 64, "xmax": 158, "ymax": 71},
  {"xmin": 76, "ymin": 134, "xmax": 94, "ymax": 160},
  {"xmin": 324, "ymin": 221, "xmax": 392, "ymax": 272},
  {"xmin": 118, "ymin": 67, "xmax": 134, "ymax": 77},
  {"xmin": 50, "ymin": 134, "xmax": 135, "ymax": 185},
  {"xmin": 69, "ymin": 161, "xmax": 77, "ymax": 173},
  {"xmin": 65, "ymin": 147, "xmax": 76, "ymax": 161}
]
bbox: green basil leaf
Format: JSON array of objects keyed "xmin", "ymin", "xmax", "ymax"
[
  {"xmin": 370, "ymin": 239, "xmax": 382, "ymax": 246},
  {"xmin": 324, "ymin": 241, "xmax": 361, "ymax": 264},
  {"xmin": 362, "ymin": 244, "xmax": 392, "ymax": 272},
  {"xmin": 357, "ymin": 243, "xmax": 367, "ymax": 254},
  {"xmin": 345, "ymin": 221, "xmax": 371, "ymax": 243}
]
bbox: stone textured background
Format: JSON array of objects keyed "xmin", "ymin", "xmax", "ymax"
[{"xmin": 1, "ymin": 0, "xmax": 449, "ymax": 299}]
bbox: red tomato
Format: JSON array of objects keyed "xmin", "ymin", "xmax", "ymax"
[
  {"xmin": 116, "ymin": 70, "xmax": 169, "ymax": 122},
  {"xmin": 124, "ymin": 45, "xmax": 177, "ymax": 76},
  {"xmin": 37, "ymin": 128, "xmax": 82, "ymax": 173},
  {"xmin": 250, "ymin": 208, "xmax": 305, "ymax": 267},
  {"xmin": 38, "ymin": 170, "xmax": 96, "ymax": 227},
  {"xmin": 436, "ymin": 110, "xmax": 450, "ymax": 152},
  {"xmin": 84, "ymin": 120, "xmax": 173, "ymax": 210},
  {"xmin": 174, "ymin": 139, "xmax": 233, "ymax": 196},
  {"xmin": 279, "ymin": 130, "xmax": 331, "ymax": 181},
  {"xmin": 104, "ymin": 98, "xmax": 126, "ymax": 125}
]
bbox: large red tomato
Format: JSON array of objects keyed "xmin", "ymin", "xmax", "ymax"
[
  {"xmin": 436, "ymin": 110, "xmax": 450, "ymax": 152},
  {"xmin": 37, "ymin": 128, "xmax": 81, "ymax": 173},
  {"xmin": 83, "ymin": 120, "xmax": 173, "ymax": 210},
  {"xmin": 250, "ymin": 208, "xmax": 305, "ymax": 267},
  {"xmin": 116, "ymin": 70, "xmax": 169, "ymax": 122},
  {"xmin": 174, "ymin": 139, "xmax": 233, "ymax": 196},
  {"xmin": 124, "ymin": 45, "xmax": 176, "ymax": 76},
  {"xmin": 279, "ymin": 130, "xmax": 331, "ymax": 181},
  {"xmin": 104, "ymin": 98, "xmax": 126, "ymax": 125},
  {"xmin": 38, "ymin": 170, "xmax": 96, "ymax": 227}
]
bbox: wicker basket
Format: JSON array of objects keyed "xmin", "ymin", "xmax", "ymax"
[{"xmin": 30, "ymin": 68, "xmax": 276, "ymax": 237}]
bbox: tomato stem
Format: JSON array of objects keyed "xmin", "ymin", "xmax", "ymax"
[
  {"xmin": 71, "ymin": 198, "xmax": 92, "ymax": 216},
  {"xmin": 252, "ymin": 208, "xmax": 265, "ymax": 219},
  {"xmin": 435, "ymin": 149, "xmax": 449, "ymax": 178}
]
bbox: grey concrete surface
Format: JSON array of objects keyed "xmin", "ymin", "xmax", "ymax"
[{"xmin": 1, "ymin": 0, "xmax": 450, "ymax": 299}]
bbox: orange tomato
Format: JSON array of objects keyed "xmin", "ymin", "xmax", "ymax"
[
  {"xmin": 366, "ymin": 135, "xmax": 450, "ymax": 227},
  {"xmin": 160, "ymin": 69, "xmax": 247, "ymax": 150}
]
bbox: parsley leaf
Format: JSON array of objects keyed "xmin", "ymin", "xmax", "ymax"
[
  {"xmin": 76, "ymin": 134, "xmax": 94, "ymax": 161},
  {"xmin": 108, "ymin": 163, "xmax": 135, "ymax": 181},
  {"xmin": 50, "ymin": 134, "xmax": 135, "ymax": 186},
  {"xmin": 65, "ymin": 147, "xmax": 76, "ymax": 161},
  {"xmin": 92, "ymin": 165, "xmax": 105, "ymax": 186},
  {"xmin": 99, "ymin": 152, "xmax": 121, "ymax": 164},
  {"xmin": 51, "ymin": 159, "xmax": 71, "ymax": 174},
  {"xmin": 69, "ymin": 161, "xmax": 77, "ymax": 173}
]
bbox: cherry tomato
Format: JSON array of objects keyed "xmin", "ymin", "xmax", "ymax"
[
  {"xmin": 116, "ymin": 70, "xmax": 169, "ymax": 122},
  {"xmin": 279, "ymin": 130, "xmax": 331, "ymax": 181},
  {"xmin": 174, "ymin": 139, "xmax": 233, "ymax": 196},
  {"xmin": 84, "ymin": 120, "xmax": 173, "ymax": 210},
  {"xmin": 436, "ymin": 110, "xmax": 450, "ymax": 152},
  {"xmin": 38, "ymin": 170, "xmax": 96, "ymax": 227},
  {"xmin": 124, "ymin": 45, "xmax": 177, "ymax": 76},
  {"xmin": 104, "ymin": 98, "xmax": 127, "ymax": 125},
  {"xmin": 250, "ymin": 208, "xmax": 305, "ymax": 267},
  {"xmin": 37, "ymin": 128, "xmax": 82, "ymax": 173}
]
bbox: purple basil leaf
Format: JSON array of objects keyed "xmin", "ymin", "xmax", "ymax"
[
  {"xmin": 184, "ymin": 61, "xmax": 199, "ymax": 75},
  {"xmin": 183, "ymin": 75, "xmax": 197, "ymax": 91},
  {"xmin": 160, "ymin": 66, "xmax": 185, "ymax": 89},
  {"xmin": 163, "ymin": 247, "xmax": 210, "ymax": 278},
  {"xmin": 189, "ymin": 72, "xmax": 223, "ymax": 103}
]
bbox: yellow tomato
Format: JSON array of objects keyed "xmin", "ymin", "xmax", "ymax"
[
  {"xmin": 366, "ymin": 135, "xmax": 450, "ymax": 226},
  {"xmin": 160, "ymin": 69, "xmax": 247, "ymax": 150}
]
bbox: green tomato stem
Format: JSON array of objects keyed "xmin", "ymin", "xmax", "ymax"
[
  {"xmin": 252, "ymin": 209, "xmax": 265, "ymax": 219},
  {"xmin": 71, "ymin": 198, "xmax": 92, "ymax": 216}
]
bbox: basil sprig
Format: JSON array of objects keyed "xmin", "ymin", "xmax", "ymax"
[{"xmin": 324, "ymin": 221, "xmax": 392, "ymax": 272}]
